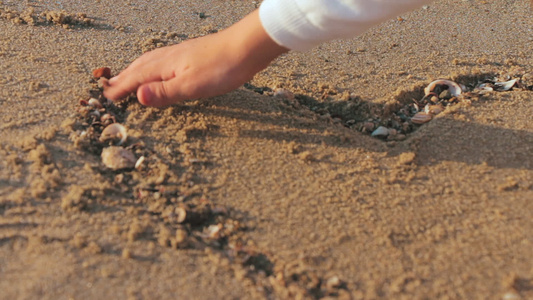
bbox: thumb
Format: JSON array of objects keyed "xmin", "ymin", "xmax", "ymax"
[{"xmin": 137, "ymin": 79, "xmax": 187, "ymax": 107}]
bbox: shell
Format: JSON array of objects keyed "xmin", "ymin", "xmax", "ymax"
[
  {"xmin": 88, "ymin": 98, "xmax": 103, "ymax": 109},
  {"xmin": 411, "ymin": 112, "xmax": 433, "ymax": 124},
  {"xmin": 494, "ymin": 79, "xmax": 517, "ymax": 91},
  {"xmin": 476, "ymin": 83, "xmax": 494, "ymax": 93},
  {"xmin": 101, "ymin": 146, "xmax": 136, "ymax": 170},
  {"xmin": 424, "ymin": 79, "xmax": 463, "ymax": 97},
  {"xmin": 135, "ymin": 156, "xmax": 145, "ymax": 169},
  {"xmin": 92, "ymin": 67, "xmax": 112, "ymax": 79},
  {"xmin": 371, "ymin": 126, "xmax": 389, "ymax": 138},
  {"xmin": 100, "ymin": 113, "xmax": 116, "ymax": 126},
  {"xmin": 100, "ymin": 123, "xmax": 127, "ymax": 145}
]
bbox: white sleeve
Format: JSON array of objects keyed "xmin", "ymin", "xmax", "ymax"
[{"xmin": 259, "ymin": 0, "xmax": 433, "ymax": 51}]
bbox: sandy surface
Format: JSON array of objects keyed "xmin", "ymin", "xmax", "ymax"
[{"xmin": 1, "ymin": 0, "xmax": 532, "ymax": 299}]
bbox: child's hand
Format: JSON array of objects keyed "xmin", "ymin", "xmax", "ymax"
[{"xmin": 103, "ymin": 10, "xmax": 288, "ymax": 107}]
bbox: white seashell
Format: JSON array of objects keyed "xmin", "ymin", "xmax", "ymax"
[
  {"xmin": 494, "ymin": 79, "xmax": 517, "ymax": 91},
  {"xmin": 90, "ymin": 110, "xmax": 100, "ymax": 118},
  {"xmin": 100, "ymin": 123, "xmax": 127, "ymax": 145},
  {"xmin": 424, "ymin": 79, "xmax": 463, "ymax": 97},
  {"xmin": 135, "ymin": 156, "xmax": 145, "ymax": 169},
  {"xmin": 101, "ymin": 146, "xmax": 136, "ymax": 170},
  {"xmin": 371, "ymin": 126, "xmax": 389, "ymax": 138},
  {"xmin": 206, "ymin": 224, "xmax": 222, "ymax": 239},
  {"xmin": 502, "ymin": 291, "xmax": 520, "ymax": 300},
  {"xmin": 88, "ymin": 98, "xmax": 103, "ymax": 109},
  {"xmin": 477, "ymin": 83, "xmax": 494, "ymax": 93},
  {"xmin": 411, "ymin": 112, "xmax": 433, "ymax": 124},
  {"xmin": 326, "ymin": 276, "xmax": 341, "ymax": 289}
]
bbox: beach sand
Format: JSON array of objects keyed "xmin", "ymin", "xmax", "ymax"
[{"xmin": 1, "ymin": 0, "xmax": 532, "ymax": 299}]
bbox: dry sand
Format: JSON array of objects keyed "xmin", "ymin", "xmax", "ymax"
[{"xmin": 1, "ymin": 0, "xmax": 532, "ymax": 299}]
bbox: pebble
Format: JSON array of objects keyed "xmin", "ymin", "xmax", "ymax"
[
  {"xmin": 439, "ymin": 90, "xmax": 452, "ymax": 99},
  {"xmin": 371, "ymin": 126, "xmax": 389, "ymax": 138},
  {"xmin": 363, "ymin": 121, "xmax": 375, "ymax": 132},
  {"xmin": 273, "ymin": 88, "xmax": 295, "ymax": 100}
]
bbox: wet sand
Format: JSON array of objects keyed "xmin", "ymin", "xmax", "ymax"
[{"xmin": 1, "ymin": 0, "xmax": 532, "ymax": 299}]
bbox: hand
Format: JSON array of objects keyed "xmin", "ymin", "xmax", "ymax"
[{"xmin": 103, "ymin": 10, "xmax": 288, "ymax": 107}]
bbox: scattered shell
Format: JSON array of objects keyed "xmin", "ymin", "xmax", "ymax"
[
  {"xmin": 206, "ymin": 224, "xmax": 222, "ymax": 239},
  {"xmin": 494, "ymin": 79, "xmax": 517, "ymax": 91},
  {"xmin": 87, "ymin": 98, "xmax": 103, "ymax": 109},
  {"xmin": 371, "ymin": 126, "xmax": 389, "ymax": 138},
  {"xmin": 135, "ymin": 156, "xmax": 145, "ymax": 169},
  {"xmin": 92, "ymin": 67, "xmax": 112, "ymax": 79},
  {"xmin": 100, "ymin": 113, "xmax": 116, "ymax": 126},
  {"xmin": 175, "ymin": 207, "xmax": 188, "ymax": 224},
  {"xmin": 90, "ymin": 110, "xmax": 101, "ymax": 118},
  {"xmin": 477, "ymin": 83, "xmax": 494, "ymax": 93},
  {"xmin": 101, "ymin": 146, "xmax": 136, "ymax": 170},
  {"xmin": 326, "ymin": 276, "xmax": 342, "ymax": 290},
  {"xmin": 411, "ymin": 112, "xmax": 433, "ymax": 124},
  {"xmin": 100, "ymin": 123, "xmax": 127, "ymax": 145},
  {"xmin": 425, "ymin": 104, "xmax": 444, "ymax": 115},
  {"xmin": 424, "ymin": 79, "xmax": 463, "ymax": 97}
]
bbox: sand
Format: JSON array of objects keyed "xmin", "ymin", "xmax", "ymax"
[{"xmin": 1, "ymin": 0, "xmax": 532, "ymax": 299}]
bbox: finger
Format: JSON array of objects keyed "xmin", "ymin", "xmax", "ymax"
[
  {"xmin": 104, "ymin": 51, "xmax": 173, "ymax": 101},
  {"xmin": 137, "ymin": 77, "xmax": 193, "ymax": 107}
]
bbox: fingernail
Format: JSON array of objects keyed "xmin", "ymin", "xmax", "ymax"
[
  {"xmin": 138, "ymin": 85, "xmax": 154, "ymax": 106},
  {"xmin": 109, "ymin": 76, "xmax": 118, "ymax": 84}
]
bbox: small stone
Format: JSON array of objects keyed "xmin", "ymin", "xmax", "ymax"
[
  {"xmin": 273, "ymin": 88, "xmax": 295, "ymax": 100},
  {"xmin": 122, "ymin": 248, "xmax": 132, "ymax": 259},
  {"xmin": 371, "ymin": 126, "xmax": 389, "ymax": 138},
  {"xmin": 439, "ymin": 89, "xmax": 452, "ymax": 99},
  {"xmin": 395, "ymin": 134, "xmax": 406, "ymax": 141},
  {"xmin": 363, "ymin": 121, "xmax": 375, "ymax": 132}
]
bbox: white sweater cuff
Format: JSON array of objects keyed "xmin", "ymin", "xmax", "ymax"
[{"xmin": 259, "ymin": 0, "xmax": 432, "ymax": 52}]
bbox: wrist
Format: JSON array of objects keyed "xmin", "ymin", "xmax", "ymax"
[{"xmin": 223, "ymin": 10, "xmax": 289, "ymax": 77}]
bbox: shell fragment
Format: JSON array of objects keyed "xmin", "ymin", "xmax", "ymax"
[
  {"xmin": 100, "ymin": 123, "xmax": 128, "ymax": 145},
  {"xmin": 101, "ymin": 146, "xmax": 136, "ymax": 170},
  {"xmin": 424, "ymin": 79, "xmax": 463, "ymax": 97},
  {"xmin": 411, "ymin": 112, "xmax": 433, "ymax": 124}
]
